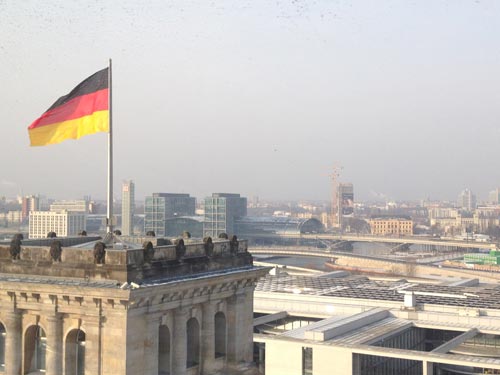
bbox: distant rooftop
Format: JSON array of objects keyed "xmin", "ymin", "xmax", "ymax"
[
  {"xmin": 256, "ymin": 274, "xmax": 500, "ymax": 310},
  {"xmin": 165, "ymin": 215, "xmax": 204, "ymax": 223},
  {"xmin": 151, "ymin": 193, "xmax": 192, "ymax": 198},
  {"xmin": 210, "ymin": 193, "xmax": 242, "ymax": 198},
  {"xmin": 369, "ymin": 215, "xmax": 412, "ymax": 220}
]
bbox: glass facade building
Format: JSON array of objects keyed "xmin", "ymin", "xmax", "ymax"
[
  {"xmin": 144, "ymin": 193, "xmax": 196, "ymax": 236},
  {"xmin": 203, "ymin": 193, "xmax": 247, "ymax": 237},
  {"xmin": 164, "ymin": 216, "xmax": 204, "ymax": 238}
]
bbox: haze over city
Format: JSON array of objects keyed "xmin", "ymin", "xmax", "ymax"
[{"xmin": 1, "ymin": 1, "xmax": 500, "ymax": 201}]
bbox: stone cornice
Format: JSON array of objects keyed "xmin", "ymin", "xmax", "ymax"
[{"xmin": 0, "ymin": 267, "xmax": 268, "ymax": 317}]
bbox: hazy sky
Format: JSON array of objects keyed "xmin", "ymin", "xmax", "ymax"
[{"xmin": 1, "ymin": 1, "xmax": 500, "ymax": 202}]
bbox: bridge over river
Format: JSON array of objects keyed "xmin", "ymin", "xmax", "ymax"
[
  {"xmin": 244, "ymin": 232, "xmax": 497, "ymax": 252},
  {"xmin": 249, "ymin": 246, "xmax": 467, "ymax": 265},
  {"xmin": 249, "ymin": 245, "xmax": 500, "ymax": 283}
]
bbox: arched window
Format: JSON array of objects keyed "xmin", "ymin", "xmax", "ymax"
[
  {"xmin": 65, "ymin": 329, "xmax": 85, "ymax": 375},
  {"xmin": 214, "ymin": 312, "xmax": 226, "ymax": 358},
  {"xmin": 24, "ymin": 325, "xmax": 46, "ymax": 374},
  {"xmin": 186, "ymin": 318, "xmax": 200, "ymax": 368},
  {"xmin": 0, "ymin": 323, "xmax": 5, "ymax": 372},
  {"xmin": 158, "ymin": 325, "xmax": 170, "ymax": 375}
]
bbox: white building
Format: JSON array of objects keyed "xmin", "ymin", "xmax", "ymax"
[
  {"xmin": 254, "ymin": 271, "xmax": 500, "ymax": 375},
  {"xmin": 458, "ymin": 189, "xmax": 477, "ymax": 211},
  {"xmin": 49, "ymin": 199, "xmax": 89, "ymax": 213},
  {"xmin": 0, "ymin": 211, "xmax": 22, "ymax": 225},
  {"xmin": 28, "ymin": 210, "xmax": 86, "ymax": 238},
  {"xmin": 121, "ymin": 180, "xmax": 135, "ymax": 236}
]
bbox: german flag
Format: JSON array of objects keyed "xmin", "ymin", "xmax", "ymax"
[{"xmin": 28, "ymin": 68, "xmax": 109, "ymax": 146}]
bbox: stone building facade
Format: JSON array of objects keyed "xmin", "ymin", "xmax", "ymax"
[
  {"xmin": 369, "ymin": 217, "xmax": 413, "ymax": 236},
  {"xmin": 0, "ymin": 237, "xmax": 266, "ymax": 375}
]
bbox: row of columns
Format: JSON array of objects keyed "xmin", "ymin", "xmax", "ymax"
[
  {"xmin": 2, "ymin": 290, "xmax": 253, "ymax": 375},
  {"xmin": 172, "ymin": 307, "xmax": 188, "ymax": 374},
  {"xmin": 3, "ymin": 310, "xmax": 100, "ymax": 375},
  {"xmin": 201, "ymin": 301, "xmax": 216, "ymax": 374},
  {"xmin": 3, "ymin": 311, "xmax": 22, "ymax": 375},
  {"xmin": 168, "ymin": 291, "xmax": 253, "ymax": 375},
  {"xmin": 46, "ymin": 314, "xmax": 63, "ymax": 375},
  {"xmin": 3, "ymin": 311, "xmax": 64, "ymax": 375}
]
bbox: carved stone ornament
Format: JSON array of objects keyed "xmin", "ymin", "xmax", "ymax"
[
  {"xmin": 93, "ymin": 241, "xmax": 106, "ymax": 264},
  {"xmin": 50, "ymin": 240, "xmax": 63, "ymax": 262},
  {"xmin": 204, "ymin": 236, "xmax": 214, "ymax": 257},
  {"xmin": 143, "ymin": 241, "xmax": 155, "ymax": 263},
  {"xmin": 229, "ymin": 235, "xmax": 239, "ymax": 254},
  {"xmin": 9, "ymin": 234, "xmax": 23, "ymax": 260},
  {"xmin": 175, "ymin": 238, "xmax": 186, "ymax": 259}
]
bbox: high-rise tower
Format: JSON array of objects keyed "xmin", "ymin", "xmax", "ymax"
[
  {"xmin": 121, "ymin": 180, "xmax": 135, "ymax": 236},
  {"xmin": 458, "ymin": 188, "xmax": 476, "ymax": 211}
]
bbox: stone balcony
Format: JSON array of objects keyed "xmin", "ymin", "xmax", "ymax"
[{"xmin": 0, "ymin": 238, "xmax": 252, "ymax": 284}]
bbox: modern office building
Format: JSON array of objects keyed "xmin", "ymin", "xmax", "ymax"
[
  {"xmin": 0, "ymin": 237, "xmax": 266, "ymax": 375},
  {"xmin": 254, "ymin": 271, "xmax": 500, "ymax": 375},
  {"xmin": 164, "ymin": 216, "xmax": 204, "ymax": 238},
  {"xmin": 334, "ymin": 183, "xmax": 354, "ymax": 228},
  {"xmin": 458, "ymin": 189, "xmax": 477, "ymax": 211},
  {"xmin": 144, "ymin": 193, "xmax": 196, "ymax": 236},
  {"xmin": 204, "ymin": 193, "xmax": 247, "ymax": 237},
  {"xmin": 28, "ymin": 210, "xmax": 86, "ymax": 238},
  {"xmin": 121, "ymin": 180, "xmax": 135, "ymax": 236},
  {"xmin": 338, "ymin": 183, "xmax": 354, "ymax": 215}
]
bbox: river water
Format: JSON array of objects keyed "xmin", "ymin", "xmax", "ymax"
[{"xmin": 252, "ymin": 242, "xmax": 433, "ymax": 271}]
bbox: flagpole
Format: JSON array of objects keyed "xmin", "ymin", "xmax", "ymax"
[{"xmin": 107, "ymin": 58, "xmax": 113, "ymax": 234}]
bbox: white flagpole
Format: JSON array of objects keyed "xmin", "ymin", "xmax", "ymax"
[{"xmin": 106, "ymin": 58, "xmax": 114, "ymax": 234}]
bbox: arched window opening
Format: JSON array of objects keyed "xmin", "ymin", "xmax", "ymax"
[
  {"xmin": 0, "ymin": 323, "xmax": 5, "ymax": 372},
  {"xmin": 24, "ymin": 325, "xmax": 46, "ymax": 374},
  {"xmin": 214, "ymin": 312, "xmax": 226, "ymax": 358},
  {"xmin": 65, "ymin": 329, "xmax": 85, "ymax": 375},
  {"xmin": 186, "ymin": 318, "xmax": 200, "ymax": 368},
  {"xmin": 158, "ymin": 325, "xmax": 171, "ymax": 375}
]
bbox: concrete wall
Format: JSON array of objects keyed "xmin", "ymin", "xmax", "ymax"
[
  {"xmin": 264, "ymin": 339, "xmax": 355, "ymax": 375},
  {"xmin": 313, "ymin": 346, "xmax": 353, "ymax": 375},
  {"xmin": 265, "ymin": 340, "xmax": 303, "ymax": 375}
]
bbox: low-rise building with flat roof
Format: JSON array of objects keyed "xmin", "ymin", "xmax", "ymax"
[{"xmin": 253, "ymin": 271, "xmax": 500, "ymax": 375}]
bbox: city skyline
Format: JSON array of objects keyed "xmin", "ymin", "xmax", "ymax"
[
  {"xmin": 2, "ymin": 1, "xmax": 499, "ymax": 202},
  {"xmin": 3, "ymin": 186, "xmax": 500, "ymax": 206}
]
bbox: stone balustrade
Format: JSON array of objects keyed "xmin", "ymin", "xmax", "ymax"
[{"xmin": 0, "ymin": 239, "xmax": 251, "ymax": 283}]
